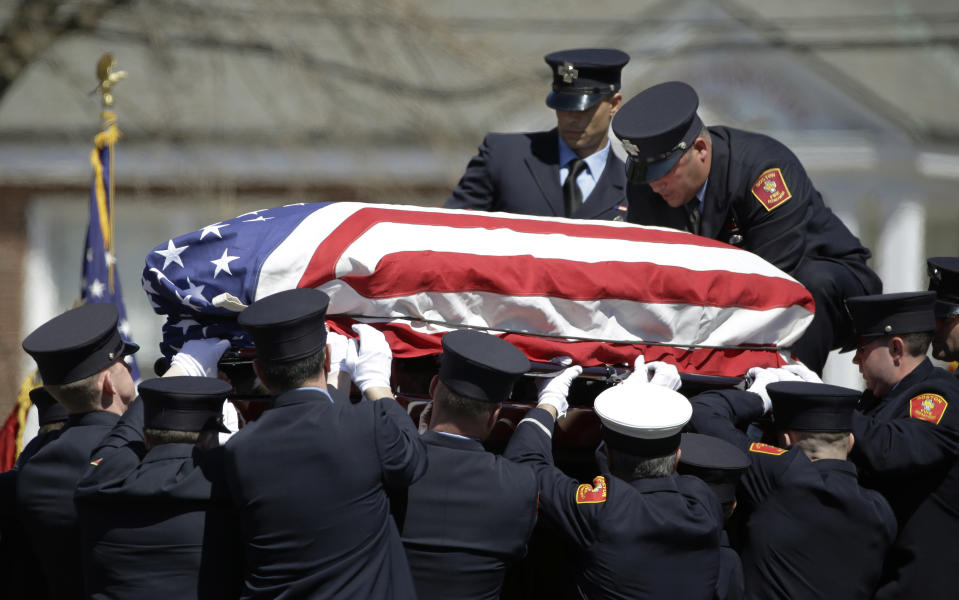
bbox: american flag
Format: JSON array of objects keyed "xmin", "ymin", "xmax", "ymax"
[
  {"xmin": 82, "ymin": 116, "xmax": 139, "ymax": 380},
  {"xmin": 142, "ymin": 202, "xmax": 814, "ymax": 377}
]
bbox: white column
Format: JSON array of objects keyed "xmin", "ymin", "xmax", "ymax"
[{"xmin": 876, "ymin": 200, "xmax": 926, "ymax": 293}]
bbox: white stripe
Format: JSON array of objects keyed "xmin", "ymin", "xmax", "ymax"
[
  {"xmin": 518, "ymin": 417, "xmax": 553, "ymax": 438},
  {"xmin": 256, "ymin": 202, "xmax": 366, "ymax": 300},
  {"xmin": 320, "ymin": 282, "xmax": 813, "ymax": 347},
  {"xmin": 335, "ymin": 221, "xmax": 795, "ymax": 281}
]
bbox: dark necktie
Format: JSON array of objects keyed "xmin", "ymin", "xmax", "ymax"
[
  {"xmin": 563, "ymin": 159, "xmax": 588, "ymax": 218},
  {"xmin": 686, "ymin": 197, "xmax": 701, "ymax": 235}
]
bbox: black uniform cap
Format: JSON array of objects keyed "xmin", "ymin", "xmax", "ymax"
[
  {"xmin": 927, "ymin": 257, "xmax": 959, "ymax": 318},
  {"xmin": 22, "ymin": 303, "xmax": 139, "ymax": 385},
  {"xmin": 768, "ymin": 381, "xmax": 861, "ymax": 432},
  {"xmin": 544, "ymin": 48, "xmax": 629, "ymax": 112},
  {"xmin": 439, "ymin": 330, "xmax": 530, "ymax": 403},
  {"xmin": 29, "ymin": 387, "xmax": 69, "ymax": 427},
  {"xmin": 237, "ymin": 288, "xmax": 330, "ymax": 363},
  {"xmin": 842, "ymin": 291, "xmax": 936, "ymax": 351},
  {"xmin": 678, "ymin": 433, "xmax": 750, "ymax": 504},
  {"xmin": 612, "ymin": 81, "xmax": 704, "ymax": 184},
  {"xmin": 140, "ymin": 376, "xmax": 232, "ymax": 433}
]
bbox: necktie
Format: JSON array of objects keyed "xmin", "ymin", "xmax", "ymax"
[
  {"xmin": 563, "ymin": 159, "xmax": 588, "ymax": 218},
  {"xmin": 686, "ymin": 198, "xmax": 701, "ymax": 235}
]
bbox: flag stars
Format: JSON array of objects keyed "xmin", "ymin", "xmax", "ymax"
[
  {"xmin": 104, "ymin": 251, "xmax": 116, "ymax": 268},
  {"xmin": 88, "ymin": 278, "xmax": 106, "ymax": 298},
  {"xmin": 183, "ymin": 277, "xmax": 206, "ymax": 301},
  {"xmin": 200, "ymin": 222, "xmax": 229, "ymax": 240},
  {"xmin": 211, "ymin": 248, "xmax": 240, "ymax": 278},
  {"xmin": 154, "ymin": 239, "xmax": 189, "ymax": 270},
  {"xmin": 118, "ymin": 319, "xmax": 132, "ymax": 337},
  {"xmin": 243, "ymin": 215, "xmax": 274, "ymax": 223}
]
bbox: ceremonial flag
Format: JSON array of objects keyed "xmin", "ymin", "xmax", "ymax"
[
  {"xmin": 82, "ymin": 111, "xmax": 139, "ymax": 380},
  {"xmin": 142, "ymin": 203, "xmax": 814, "ymax": 377}
]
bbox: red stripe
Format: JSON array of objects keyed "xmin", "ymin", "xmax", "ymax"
[
  {"xmin": 333, "ymin": 252, "xmax": 813, "ymax": 312},
  {"xmin": 296, "ymin": 206, "xmax": 734, "ymax": 289},
  {"xmin": 328, "ymin": 319, "xmax": 787, "ymax": 378}
]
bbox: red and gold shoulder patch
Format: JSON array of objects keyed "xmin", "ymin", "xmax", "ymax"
[
  {"xmin": 749, "ymin": 442, "xmax": 787, "ymax": 456},
  {"xmin": 575, "ymin": 476, "xmax": 608, "ymax": 504},
  {"xmin": 751, "ymin": 168, "xmax": 792, "ymax": 211},
  {"xmin": 90, "ymin": 458, "xmax": 103, "ymax": 466},
  {"xmin": 909, "ymin": 393, "xmax": 948, "ymax": 425}
]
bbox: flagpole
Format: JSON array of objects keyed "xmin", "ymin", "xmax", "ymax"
[{"xmin": 94, "ymin": 54, "xmax": 125, "ymax": 292}]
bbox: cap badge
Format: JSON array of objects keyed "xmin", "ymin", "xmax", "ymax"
[
  {"xmin": 620, "ymin": 139, "xmax": 640, "ymax": 157},
  {"xmin": 558, "ymin": 62, "xmax": 579, "ymax": 84},
  {"xmin": 107, "ymin": 351, "xmax": 115, "ymax": 360},
  {"xmin": 884, "ymin": 325, "xmax": 892, "ymax": 333}
]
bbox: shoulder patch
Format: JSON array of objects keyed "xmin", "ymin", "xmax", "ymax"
[
  {"xmin": 750, "ymin": 168, "xmax": 792, "ymax": 211},
  {"xmin": 90, "ymin": 458, "xmax": 103, "ymax": 466},
  {"xmin": 575, "ymin": 476, "xmax": 608, "ymax": 504},
  {"xmin": 749, "ymin": 442, "xmax": 787, "ymax": 456},
  {"xmin": 909, "ymin": 393, "xmax": 948, "ymax": 425}
]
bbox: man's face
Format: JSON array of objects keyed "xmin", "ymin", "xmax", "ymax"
[
  {"xmin": 933, "ymin": 315, "xmax": 959, "ymax": 362},
  {"xmin": 555, "ymin": 93, "xmax": 621, "ymax": 157},
  {"xmin": 648, "ymin": 141, "xmax": 710, "ymax": 208},
  {"xmin": 852, "ymin": 338, "xmax": 896, "ymax": 397}
]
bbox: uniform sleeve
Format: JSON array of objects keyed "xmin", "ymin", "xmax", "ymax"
[
  {"xmin": 736, "ymin": 154, "xmax": 818, "ymax": 274},
  {"xmin": 444, "ymin": 135, "xmax": 497, "ymax": 210},
  {"xmin": 504, "ymin": 407, "xmax": 599, "ymax": 549},
  {"xmin": 75, "ymin": 398, "xmax": 146, "ymax": 499},
  {"xmin": 374, "ymin": 397, "xmax": 428, "ymax": 489},
  {"xmin": 850, "ymin": 407, "xmax": 959, "ymax": 474},
  {"xmin": 688, "ymin": 390, "xmax": 765, "ymax": 451}
]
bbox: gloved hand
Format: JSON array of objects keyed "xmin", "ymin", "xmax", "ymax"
[
  {"xmin": 781, "ymin": 362, "xmax": 823, "ymax": 384},
  {"xmin": 622, "ymin": 355, "xmax": 649, "ymax": 386},
  {"xmin": 348, "ymin": 324, "xmax": 393, "ymax": 393},
  {"xmin": 219, "ymin": 400, "xmax": 239, "ymax": 445},
  {"xmin": 746, "ymin": 367, "xmax": 803, "ymax": 414},
  {"xmin": 646, "ymin": 361, "xmax": 682, "ymax": 391},
  {"xmin": 170, "ymin": 339, "xmax": 230, "ymax": 378},
  {"xmin": 537, "ymin": 364, "xmax": 583, "ymax": 419},
  {"xmin": 326, "ymin": 330, "xmax": 355, "ymax": 375}
]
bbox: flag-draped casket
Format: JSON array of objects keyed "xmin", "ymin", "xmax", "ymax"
[{"xmin": 142, "ymin": 202, "xmax": 814, "ymax": 377}]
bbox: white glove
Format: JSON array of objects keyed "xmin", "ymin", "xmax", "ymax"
[
  {"xmin": 348, "ymin": 324, "xmax": 393, "ymax": 393},
  {"xmin": 219, "ymin": 399, "xmax": 239, "ymax": 444},
  {"xmin": 536, "ymin": 364, "xmax": 582, "ymax": 419},
  {"xmin": 622, "ymin": 355, "xmax": 649, "ymax": 386},
  {"xmin": 746, "ymin": 367, "xmax": 803, "ymax": 414},
  {"xmin": 170, "ymin": 339, "xmax": 230, "ymax": 378},
  {"xmin": 646, "ymin": 361, "xmax": 682, "ymax": 391},
  {"xmin": 326, "ymin": 331, "xmax": 355, "ymax": 375},
  {"xmin": 781, "ymin": 362, "xmax": 823, "ymax": 384}
]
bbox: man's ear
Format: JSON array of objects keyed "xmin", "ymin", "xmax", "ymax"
[
  {"xmin": 608, "ymin": 92, "xmax": 624, "ymax": 115},
  {"xmin": 486, "ymin": 406, "xmax": 502, "ymax": 433},
  {"xmin": 99, "ymin": 370, "xmax": 116, "ymax": 409},
  {"xmin": 429, "ymin": 375, "xmax": 440, "ymax": 399},
  {"xmin": 323, "ymin": 344, "xmax": 331, "ymax": 374},
  {"xmin": 847, "ymin": 432, "xmax": 855, "ymax": 453},
  {"xmin": 889, "ymin": 336, "xmax": 906, "ymax": 361}
]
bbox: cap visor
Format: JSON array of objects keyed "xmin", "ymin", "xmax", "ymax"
[
  {"xmin": 121, "ymin": 341, "xmax": 140, "ymax": 356},
  {"xmin": 934, "ymin": 300, "xmax": 959, "ymax": 318},
  {"xmin": 644, "ymin": 152, "xmax": 684, "ymax": 184},
  {"xmin": 546, "ymin": 91, "xmax": 605, "ymax": 112}
]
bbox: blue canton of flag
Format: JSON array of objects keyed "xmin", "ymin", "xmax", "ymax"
[
  {"xmin": 83, "ymin": 120, "xmax": 140, "ymax": 380},
  {"xmin": 142, "ymin": 203, "xmax": 329, "ymax": 359}
]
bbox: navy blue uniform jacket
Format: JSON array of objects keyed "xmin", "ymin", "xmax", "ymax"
[
  {"xmin": 445, "ymin": 130, "xmax": 629, "ymax": 220},
  {"xmin": 626, "ymin": 126, "xmax": 877, "ymax": 287},
  {"xmin": 504, "ymin": 407, "xmax": 721, "ymax": 600},
  {"xmin": 223, "ymin": 389, "xmax": 428, "ymax": 599},
  {"xmin": 690, "ymin": 390, "xmax": 896, "ymax": 599},
  {"xmin": 400, "ymin": 430, "xmax": 538, "ymax": 600},
  {"xmin": 15, "ymin": 410, "xmax": 119, "ymax": 600},
  {"xmin": 75, "ymin": 398, "xmax": 243, "ymax": 599},
  {"xmin": 850, "ymin": 358, "xmax": 959, "ymax": 599}
]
